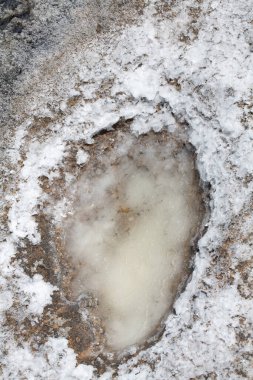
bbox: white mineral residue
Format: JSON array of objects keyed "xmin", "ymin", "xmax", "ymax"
[
  {"xmin": 1, "ymin": 0, "xmax": 253, "ymax": 378},
  {"xmin": 67, "ymin": 139, "xmax": 202, "ymax": 350}
]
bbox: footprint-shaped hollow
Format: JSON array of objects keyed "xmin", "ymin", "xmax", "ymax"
[{"xmin": 65, "ymin": 130, "xmax": 204, "ymax": 352}]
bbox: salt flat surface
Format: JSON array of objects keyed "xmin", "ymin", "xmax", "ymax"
[{"xmin": 1, "ymin": 0, "xmax": 253, "ymax": 378}]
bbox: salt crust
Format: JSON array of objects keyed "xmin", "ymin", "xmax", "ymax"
[{"xmin": 1, "ymin": 0, "xmax": 253, "ymax": 378}]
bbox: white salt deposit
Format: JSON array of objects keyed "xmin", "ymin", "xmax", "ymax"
[
  {"xmin": 66, "ymin": 134, "xmax": 203, "ymax": 351},
  {"xmin": 2, "ymin": 0, "xmax": 252, "ymax": 375}
]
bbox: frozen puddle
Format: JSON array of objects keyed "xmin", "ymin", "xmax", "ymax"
[{"xmin": 66, "ymin": 131, "xmax": 203, "ymax": 352}]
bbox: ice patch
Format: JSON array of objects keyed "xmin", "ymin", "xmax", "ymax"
[{"xmin": 67, "ymin": 134, "xmax": 203, "ymax": 351}]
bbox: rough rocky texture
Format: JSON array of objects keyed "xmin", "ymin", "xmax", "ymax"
[{"xmin": 0, "ymin": 0, "xmax": 144, "ymax": 126}]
